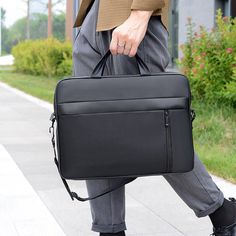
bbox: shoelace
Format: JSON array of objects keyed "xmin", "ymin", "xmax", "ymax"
[{"xmin": 210, "ymin": 198, "xmax": 236, "ymax": 236}]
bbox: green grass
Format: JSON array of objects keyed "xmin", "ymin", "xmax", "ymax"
[
  {"xmin": 192, "ymin": 101, "xmax": 236, "ymax": 183},
  {"xmin": 0, "ymin": 70, "xmax": 236, "ymax": 183},
  {"xmin": 0, "ymin": 66, "xmax": 14, "ymax": 72},
  {"xmin": 0, "ymin": 70, "xmax": 61, "ymax": 103}
]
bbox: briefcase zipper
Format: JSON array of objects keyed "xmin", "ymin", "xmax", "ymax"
[{"xmin": 164, "ymin": 110, "xmax": 172, "ymax": 172}]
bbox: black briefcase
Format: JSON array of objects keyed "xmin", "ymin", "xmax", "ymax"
[{"xmin": 49, "ymin": 50, "xmax": 196, "ymax": 202}]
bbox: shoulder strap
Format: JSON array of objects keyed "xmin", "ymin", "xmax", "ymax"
[{"xmin": 49, "ymin": 113, "xmax": 136, "ymax": 202}]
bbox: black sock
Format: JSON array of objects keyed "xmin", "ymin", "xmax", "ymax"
[
  {"xmin": 209, "ymin": 198, "xmax": 236, "ymax": 228},
  {"xmin": 100, "ymin": 231, "xmax": 125, "ymax": 236}
]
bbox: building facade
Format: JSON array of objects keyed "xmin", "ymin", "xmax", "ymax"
[{"xmin": 169, "ymin": 0, "xmax": 234, "ymax": 66}]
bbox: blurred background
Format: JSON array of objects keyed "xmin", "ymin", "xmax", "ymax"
[
  {"xmin": 0, "ymin": 1, "xmax": 235, "ymax": 235},
  {"xmin": 1, "ymin": 0, "xmax": 67, "ymax": 53},
  {"xmin": 0, "ymin": 0, "xmax": 236, "ymax": 65}
]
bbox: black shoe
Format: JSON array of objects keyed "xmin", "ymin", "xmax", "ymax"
[
  {"xmin": 211, "ymin": 222, "xmax": 236, "ymax": 236},
  {"xmin": 100, "ymin": 231, "xmax": 125, "ymax": 236},
  {"xmin": 211, "ymin": 198, "xmax": 236, "ymax": 236}
]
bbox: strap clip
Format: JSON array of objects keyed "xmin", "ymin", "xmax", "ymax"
[
  {"xmin": 49, "ymin": 112, "xmax": 56, "ymax": 134},
  {"xmin": 191, "ymin": 109, "xmax": 196, "ymax": 122},
  {"xmin": 50, "ymin": 112, "xmax": 56, "ymax": 122}
]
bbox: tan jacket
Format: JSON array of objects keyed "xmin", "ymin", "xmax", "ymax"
[{"xmin": 74, "ymin": 0, "xmax": 170, "ymax": 32}]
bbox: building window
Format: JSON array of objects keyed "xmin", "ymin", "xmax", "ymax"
[
  {"xmin": 215, "ymin": 0, "xmax": 231, "ymax": 16},
  {"xmin": 231, "ymin": 0, "xmax": 236, "ymax": 17}
]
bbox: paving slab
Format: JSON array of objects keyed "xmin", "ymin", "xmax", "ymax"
[
  {"xmin": 0, "ymin": 81, "xmax": 235, "ymax": 236},
  {"xmin": 0, "ymin": 144, "xmax": 65, "ymax": 236}
]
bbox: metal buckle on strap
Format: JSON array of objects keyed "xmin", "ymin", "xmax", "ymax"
[
  {"xmin": 191, "ymin": 109, "xmax": 196, "ymax": 122},
  {"xmin": 49, "ymin": 112, "xmax": 56, "ymax": 134},
  {"xmin": 50, "ymin": 112, "xmax": 56, "ymax": 122}
]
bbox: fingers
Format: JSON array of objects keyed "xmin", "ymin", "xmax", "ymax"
[
  {"xmin": 128, "ymin": 43, "xmax": 138, "ymax": 57},
  {"xmin": 117, "ymin": 41, "xmax": 126, "ymax": 55},
  {"xmin": 110, "ymin": 31, "xmax": 118, "ymax": 55},
  {"xmin": 110, "ymin": 30, "xmax": 138, "ymax": 57},
  {"xmin": 123, "ymin": 42, "xmax": 132, "ymax": 56}
]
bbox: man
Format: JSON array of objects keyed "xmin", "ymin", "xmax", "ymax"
[{"xmin": 72, "ymin": 0, "xmax": 236, "ymax": 235}]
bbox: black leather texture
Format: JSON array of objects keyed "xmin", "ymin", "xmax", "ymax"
[{"xmin": 53, "ymin": 51, "xmax": 194, "ymax": 180}]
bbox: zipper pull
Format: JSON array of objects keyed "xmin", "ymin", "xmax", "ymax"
[{"xmin": 164, "ymin": 110, "xmax": 169, "ymax": 127}]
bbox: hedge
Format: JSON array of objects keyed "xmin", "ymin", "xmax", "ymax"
[{"xmin": 12, "ymin": 38, "xmax": 72, "ymax": 77}]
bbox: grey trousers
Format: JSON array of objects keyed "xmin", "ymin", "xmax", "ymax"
[{"xmin": 72, "ymin": 0, "xmax": 224, "ymax": 233}]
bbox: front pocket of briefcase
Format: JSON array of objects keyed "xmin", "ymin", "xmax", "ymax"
[
  {"xmin": 166, "ymin": 109, "xmax": 194, "ymax": 173},
  {"xmin": 58, "ymin": 110, "xmax": 168, "ymax": 179},
  {"xmin": 57, "ymin": 97, "xmax": 192, "ymax": 179}
]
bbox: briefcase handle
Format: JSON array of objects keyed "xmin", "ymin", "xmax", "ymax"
[{"xmin": 91, "ymin": 49, "xmax": 151, "ymax": 78}]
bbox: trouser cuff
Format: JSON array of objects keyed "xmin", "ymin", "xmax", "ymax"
[
  {"xmin": 195, "ymin": 191, "xmax": 224, "ymax": 217},
  {"xmin": 92, "ymin": 222, "xmax": 127, "ymax": 233}
]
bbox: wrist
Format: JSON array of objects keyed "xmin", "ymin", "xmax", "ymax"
[{"xmin": 130, "ymin": 10, "xmax": 153, "ymax": 22}]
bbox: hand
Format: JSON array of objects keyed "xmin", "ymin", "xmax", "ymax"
[{"xmin": 110, "ymin": 10, "xmax": 153, "ymax": 57}]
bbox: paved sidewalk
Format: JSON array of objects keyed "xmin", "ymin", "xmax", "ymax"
[
  {"xmin": 0, "ymin": 144, "xmax": 65, "ymax": 236},
  {"xmin": 0, "ymin": 81, "xmax": 235, "ymax": 236}
]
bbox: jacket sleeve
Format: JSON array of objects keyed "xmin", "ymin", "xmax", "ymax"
[{"xmin": 131, "ymin": 0, "xmax": 165, "ymax": 11}]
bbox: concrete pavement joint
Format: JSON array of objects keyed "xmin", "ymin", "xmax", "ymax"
[{"xmin": 126, "ymin": 192, "xmax": 186, "ymax": 236}]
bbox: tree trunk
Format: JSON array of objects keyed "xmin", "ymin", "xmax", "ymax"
[
  {"xmin": 48, "ymin": 0, "xmax": 53, "ymax": 37},
  {"xmin": 66, "ymin": 0, "xmax": 73, "ymax": 42},
  {"xmin": 26, "ymin": 0, "xmax": 30, "ymax": 39}
]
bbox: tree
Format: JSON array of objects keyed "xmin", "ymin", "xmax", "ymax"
[
  {"xmin": 47, "ymin": 0, "xmax": 65, "ymax": 38},
  {"xmin": 48, "ymin": 0, "xmax": 52, "ymax": 37},
  {"xmin": 30, "ymin": 13, "xmax": 48, "ymax": 39},
  {"xmin": 20, "ymin": 0, "xmax": 65, "ymax": 39},
  {"xmin": 1, "ymin": 8, "xmax": 11, "ymax": 54},
  {"xmin": 53, "ymin": 12, "xmax": 65, "ymax": 41},
  {"xmin": 1, "ymin": 8, "xmax": 6, "ymax": 22},
  {"xmin": 7, "ymin": 18, "xmax": 27, "ymax": 46},
  {"xmin": 1, "ymin": 1, "xmax": 66, "ymax": 54},
  {"xmin": 65, "ymin": 0, "xmax": 74, "ymax": 42},
  {"xmin": 21, "ymin": 0, "xmax": 50, "ymax": 39},
  {"xmin": 21, "ymin": 0, "xmax": 31, "ymax": 39},
  {"xmin": 2, "ymin": 11, "xmax": 65, "ymax": 54}
]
